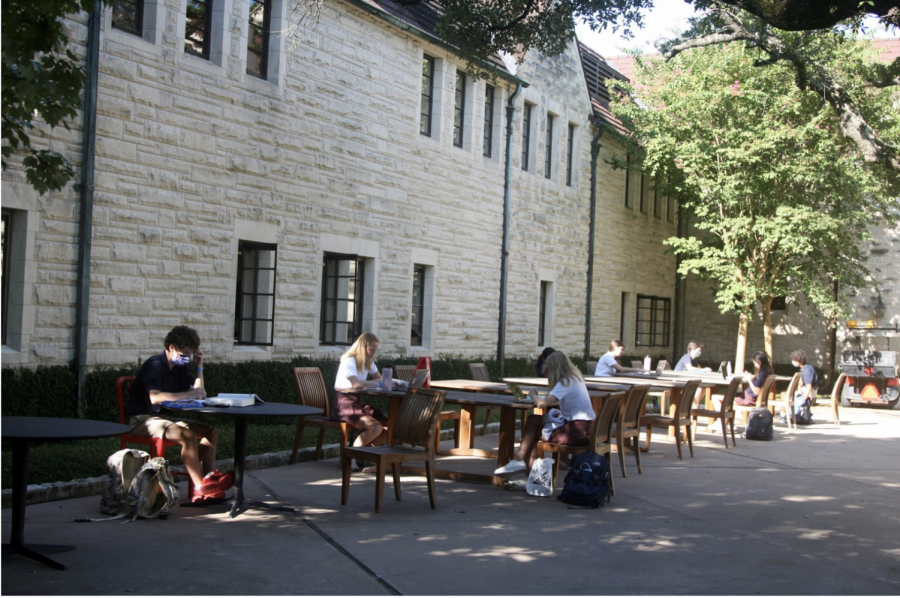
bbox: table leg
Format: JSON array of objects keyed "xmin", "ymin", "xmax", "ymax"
[
  {"xmin": 387, "ymin": 396, "xmax": 402, "ymax": 445},
  {"xmin": 229, "ymin": 416, "xmax": 298, "ymax": 518},
  {"xmin": 3, "ymin": 439, "xmax": 73, "ymax": 570},
  {"xmin": 497, "ymin": 408, "xmax": 517, "ymax": 466},
  {"xmin": 458, "ymin": 406, "xmax": 475, "ymax": 450}
]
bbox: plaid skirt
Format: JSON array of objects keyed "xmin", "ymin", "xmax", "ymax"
[
  {"xmin": 547, "ymin": 419, "xmax": 592, "ymax": 445},
  {"xmin": 330, "ymin": 391, "xmax": 387, "ymax": 425}
]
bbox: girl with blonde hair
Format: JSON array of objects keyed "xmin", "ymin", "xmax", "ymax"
[
  {"xmin": 495, "ymin": 351, "xmax": 596, "ymax": 480},
  {"xmin": 332, "ymin": 332, "xmax": 388, "ymax": 451}
]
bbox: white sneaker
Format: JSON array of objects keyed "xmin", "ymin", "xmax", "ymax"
[{"xmin": 494, "ymin": 459, "xmax": 526, "ymax": 478}]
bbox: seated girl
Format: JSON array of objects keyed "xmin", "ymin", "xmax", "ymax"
[
  {"xmin": 494, "ymin": 351, "xmax": 596, "ymax": 478},
  {"xmin": 332, "ymin": 332, "xmax": 388, "ymax": 450},
  {"xmin": 733, "ymin": 351, "xmax": 772, "ymax": 408}
]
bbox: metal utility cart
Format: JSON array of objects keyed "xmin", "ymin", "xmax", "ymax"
[{"xmin": 839, "ymin": 350, "xmax": 899, "ymax": 409}]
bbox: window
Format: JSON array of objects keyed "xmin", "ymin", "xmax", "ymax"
[
  {"xmin": 1, "ymin": 211, "xmax": 10, "ymax": 345},
  {"xmin": 246, "ymin": 0, "xmax": 270, "ymax": 79},
  {"xmin": 544, "ymin": 113, "xmax": 554, "ymax": 179},
  {"xmin": 538, "ymin": 281, "xmax": 550, "ymax": 347},
  {"xmin": 411, "ymin": 265, "xmax": 426, "ymax": 346},
  {"xmin": 640, "ymin": 174, "xmax": 649, "ymax": 214},
  {"xmin": 654, "ymin": 181, "xmax": 663, "ymax": 218},
  {"xmin": 185, "ymin": 0, "xmax": 213, "ymax": 58},
  {"xmin": 112, "ymin": 0, "xmax": 143, "ymax": 36},
  {"xmin": 635, "ymin": 295, "xmax": 671, "ymax": 347},
  {"xmin": 667, "ymin": 191, "xmax": 675, "ymax": 223},
  {"xmin": 483, "ymin": 84, "xmax": 495, "ymax": 157},
  {"xmin": 771, "ymin": 296, "xmax": 787, "ymax": 311},
  {"xmin": 420, "ymin": 55, "xmax": 435, "ymax": 137},
  {"xmin": 624, "ymin": 154, "xmax": 633, "ymax": 208},
  {"xmin": 521, "ymin": 103, "xmax": 532, "ymax": 171},
  {"xmin": 453, "ymin": 70, "xmax": 466, "ymax": 148},
  {"xmin": 320, "ymin": 253, "xmax": 366, "ymax": 346},
  {"xmin": 234, "ymin": 241, "xmax": 277, "ymax": 346},
  {"xmin": 566, "ymin": 124, "xmax": 574, "ymax": 186}
]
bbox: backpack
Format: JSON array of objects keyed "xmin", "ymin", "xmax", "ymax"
[
  {"xmin": 793, "ymin": 392, "xmax": 813, "ymax": 426},
  {"xmin": 86, "ymin": 449, "xmax": 179, "ymax": 522},
  {"xmin": 744, "ymin": 408, "xmax": 774, "ymax": 440},
  {"xmin": 557, "ymin": 451, "xmax": 611, "ymax": 509}
]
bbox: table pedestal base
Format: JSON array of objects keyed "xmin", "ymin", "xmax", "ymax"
[
  {"xmin": 3, "ymin": 540, "xmax": 74, "ymax": 571},
  {"xmin": 228, "ymin": 486, "xmax": 296, "ymax": 518}
]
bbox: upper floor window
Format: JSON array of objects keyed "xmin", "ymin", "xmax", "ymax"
[
  {"xmin": 566, "ymin": 124, "xmax": 574, "ymax": 186},
  {"xmin": 522, "ymin": 103, "xmax": 532, "ymax": 171},
  {"xmin": 185, "ymin": 0, "xmax": 213, "ymax": 59},
  {"xmin": 635, "ymin": 295, "xmax": 671, "ymax": 347},
  {"xmin": 420, "ymin": 55, "xmax": 435, "ymax": 137},
  {"xmin": 544, "ymin": 113, "xmax": 554, "ymax": 179},
  {"xmin": 483, "ymin": 84, "xmax": 495, "ymax": 157},
  {"xmin": 654, "ymin": 182, "xmax": 663, "ymax": 218},
  {"xmin": 454, "ymin": 70, "xmax": 466, "ymax": 148},
  {"xmin": 247, "ymin": 0, "xmax": 271, "ymax": 79},
  {"xmin": 411, "ymin": 265, "xmax": 426, "ymax": 346},
  {"xmin": 320, "ymin": 253, "xmax": 365, "ymax": 346},
  {"xmin": 112, "ymin": 0, "xmax": 143, "ymax": 36},
  {"xmin": 667, "ymin": 185, "xmax": 675, "ymax": 223},
  {"xmin": 624, "ymin": 154, "xmax": 633, "ymax": 208},
  {"xmin": 538, "ymin": 281, "xmax": 550, "ymax": 347},
  {"xmin": 640, "ymin": 174, "xmax": 649, "ymax": 214},
  {"xmin": 234, "ymin": 241, "xmax": 277, "ymax": 346}
]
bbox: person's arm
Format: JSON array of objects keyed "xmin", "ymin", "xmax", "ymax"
[
  {"xmin": 687, "ymin": 364, "xmax": 712, "ymax": 372},
  {"xmin": 347, "ymin": 364, "xmax": 381, "ymax": 389},
  {"xmin": 193, "ymin": 350, "xmax": 204, "ymax": 390},
  {"xmin": 149, "ymin": 386, "xmax": 206, "ymax": 404},
  {"xmin": 611, "ymin": 361, "xmax": 640, "ymax": 373}
]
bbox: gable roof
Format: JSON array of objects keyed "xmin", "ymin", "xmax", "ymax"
[{"xmin": 577, "ymin": 41, "xmax": 630, "ymax": 136}]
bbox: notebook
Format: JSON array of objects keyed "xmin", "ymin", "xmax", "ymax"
[{"xmin": 205, "ymin": 393, "xmax": 264, "ymax": 407}]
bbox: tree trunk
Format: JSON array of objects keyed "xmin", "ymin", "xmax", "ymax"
[
  {"xmin": 825, "ymin": 280, "xmax": 839, "ymax": 391},
  {"xmin": 735, "ymin": 311, "xmax": 749, "ymax": 374},
  {"xmin": 762, "ymin": 297, "xmax": 774, "ymax": 366}
]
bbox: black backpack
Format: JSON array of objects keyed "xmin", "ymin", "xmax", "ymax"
[
  {"xmin": 794, "ymin": 396, "xmax": 813, "ymax": 426},
  {"xmin": 557, "ymin": 451, "xmax": 611, "ymax": 509},
  {"xmin": 744, "ymin": 407, "xmax": 774, "ymax": 440}
]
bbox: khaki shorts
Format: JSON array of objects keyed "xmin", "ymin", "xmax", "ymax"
[{"xmin": 128, "ymin": 414, "xmax": 200, "ymax": 439}]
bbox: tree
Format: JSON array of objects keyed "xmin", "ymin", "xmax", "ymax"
[
  {"xmin": 608, "ymin": 40, "xmax": 900, "ymax": 368},
  {"xmin": 1, "ymin": 0, "xmax": 100, "ymax": 194}
]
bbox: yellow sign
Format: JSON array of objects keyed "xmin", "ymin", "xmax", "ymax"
[{"xmin": 846, "ymin": 320, "xmax": 876, "ymax": 329}]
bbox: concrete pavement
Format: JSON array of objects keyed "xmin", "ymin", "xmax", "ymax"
[{"xmin": 4, "ymin": 404, "xmax": 900, "ymax": 595}]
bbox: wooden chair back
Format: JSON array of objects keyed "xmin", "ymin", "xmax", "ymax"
[
  {"xmin": 675, "ymin": 379, "xmax": 701, "ymax": 418},
  {"xmin": 468, "ymin": 363, "xmax": 491, "ymax": 382},
  {"xmin": 116, "ymin": 376, "xmax": 136, "ymax": 425},
  {"xmin": 531, "ymin": 361, "xmax": 541, "ymax": 377},
  {"xmin": 620, "ymin": 384, "xmax": 651, "ymax": 430},
  {"xmin": 586, "ymin": 360, "xmax": 598, "ymax": 375},
  {"xmin": 720, "ymin": 377, "xmax": 743, "ymax": 413},
  {"xmin": 754, "ymin": 374, "xmax": 779, "ymax": 408},
  {"xmin": 590, "ymin": 393, "xmax": 624, "ymax": 448},
  {"xmin": 293, "ymin": 367, "xmax": 331, "ymax": 416},
  {"xmin": 392, "ymin": 388, "xmax": 447, "ymax": 448},
  {"xmin": 830, "ymin": 373, "xmax": 847, "ymax": 403},
  {"xmin": 782, "ymin": 372, "xmax": 802, "ymax": 402},
  {"xmin": 393, "ymin": 365, "xmax": 417, "ymax": 383}
]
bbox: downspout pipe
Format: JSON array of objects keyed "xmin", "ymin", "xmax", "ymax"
[
  {"xmin": 75, "ymin": 0, "xmax": 102, "ymax": 417},
  {"xmin": 584, "ymin": 119, "xmax": 605, "ymax": 362},
  {"xmin": 498, "ymin": 83, "xmax": 523, "ymax": 377}
]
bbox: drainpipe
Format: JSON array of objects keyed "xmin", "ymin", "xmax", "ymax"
[
  {"xmin": 498, "ymin": 83, "xmax": 523, "ymax": 377},
  {"xmin": 584, "ymin": 120, "xmax": 605, "ymax": 361},
  {"xmin": 74, "ymin": 0, "xmax": 102, "ymax": 417}
]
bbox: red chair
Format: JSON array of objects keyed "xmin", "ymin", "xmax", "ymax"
[{"xmin": 116, "ymin": 376, "xmax": 194, "ymax": 495}]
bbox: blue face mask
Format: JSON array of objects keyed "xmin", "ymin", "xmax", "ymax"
[{"xmin": 172, "ymin": 352, "xmax": 192, "ymax": 366}]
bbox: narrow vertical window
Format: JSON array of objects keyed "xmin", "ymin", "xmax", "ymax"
[
  {"xmin": 636, "ymin": 295, "xmax": 671, "ymax": 346},
  {"xmin": 420, "ymin": 55, "xmax": 435, "ymax": 137},
  {"xmin": 624, "ymin": 154, "xmax": 633, "ymax": 208},
  {"xmin": 640, "ymin": 174, "xmax": 648, "ymax": 213},
  {"xmin": 234, "ymin": 241, "xmax": 277, "ymax": 345},
  {"xmin": 112, "ymin": 0, "xmax": 143, "ymax": 36},
  {"xmin": 521, "ymin": 103, "xmax": 532, "ymax": 171},
  {"xmin": 185, "ymin": 0, "xmax": 213, "ymax": 59},
  {"xmin": 483, "ymin": 84, "xmax": 495, "ymax": 157},
  {"xmin": 411, "ymin": 265, "xmax": 426, "ymax": 346},
  {"xmin": 544, "ymin": 113, "xmax": 554, "ymax": 179},
  {"xmin": 1, "ymin": 211, "xmax": 10, "ymax": 345},
  {"xmin": 320, "ymin": 253, "xmax": 366, "ymax": 346},
  {"xmin": 654, "ymin": 181, "xmax": 663, "ymax": 218},
  {"xmin": 538, "ymin": 281, "xmax": 549, "ymax": 347},
  {"xmin": 667, "ymin": 186, "xmax": 675, "ymax": 223},
  {"xmin": 566, "ymin": 124, "xmax": 574, "ymax": 186},
  {"xmin": 247, "ymin": 0, "xmax": 271, "ymax": 79},
  {"xmin": 454, "ymin": 70, "xmax": 466, "ymax": 148}
]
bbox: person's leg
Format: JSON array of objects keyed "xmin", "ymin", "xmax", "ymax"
[
  {"xmin": 354, "ymin": 415, "xmax": 386, "ymax": 447},
  {"xmin": 164, "ymin": 424, "xmax": 204, "ymax": 487},
  {"xmin": 514, "ymin": 414, "xmax": 544, "ymax": 468},
  {"xmin": 185, "ymin": 422, "xmax": 217, "ymax": 476}
]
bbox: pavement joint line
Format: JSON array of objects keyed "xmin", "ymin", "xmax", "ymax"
[{"xmin": 247, "ymin": 471, "xmax": 402, "ymax": 596}]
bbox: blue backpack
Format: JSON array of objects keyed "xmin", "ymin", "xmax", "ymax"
[{"xmin": 557, "ymin": 451, "xmax": 611, "ymax": 509}]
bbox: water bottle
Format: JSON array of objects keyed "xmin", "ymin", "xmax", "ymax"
[
  {"xmin": 381, "ymin": 368, "xmax": 393, "ymax": 392},
  {"xmin": 644, "ymin": 355, "xmax": 651, "ymax": 371}
]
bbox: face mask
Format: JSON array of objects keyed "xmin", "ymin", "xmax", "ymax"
[
  {"xmin": 792, "ymin": 361, "xmax": 800, "ymax": 368},
  {"xmin": 172, "ymin": 352, "xmax": 192, "ymax": 366},
  {"xmin": 692, "ymin": 350, "xmax": 701, "ymax": 359}
]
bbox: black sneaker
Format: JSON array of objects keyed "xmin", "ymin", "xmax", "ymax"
[{"xmin": 355, "ymin": 459, "xmax": 375, "ymax": 471}]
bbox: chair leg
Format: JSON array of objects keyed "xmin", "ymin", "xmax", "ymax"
[
  {"xmin": 314, "ymin": 428, "xmax": 326, "ymax": 461},
  {"xmin": 674, "ymin": 423, "xmax": 683, "ymax": 460},
  {"xmin": 608, "ymin": 455, "xmax": 616, "ymax": 496},
  {"xmin": 686, "ymin": 422, "xmax": 694, "ymax": 458},
  {"xmin": 341, "ymin": 454, "xmax": 352, "ymax": 505},
  {"xmin": 642, "ymin": 425, "xmax": 653, "ymax": 452},
  {"xmin": 833, "ymin": 398, "xmax": 840, "ymax": 427},
  {"xmin": 617, "ymin": 435, "xmax": 627, "ymax": 478},
  {"xmin": 551, "ymin": 453, "xmax": 561, "ymax": 487},
  {"xmin": 631, "ymin": 436, "xmax": 642, "ymax": 474},
  {"xmin": 290, "ymin": 419, "xmax": 305, "ymax": 464},
  {"xmin": 374, "ymin": 462, "xmax": 386, "ymax": 514},
  {"xmin": 729, "ymin": 417, "xmax": 737, "ymax": 447},
  {"xmin": 391, "ymin": 462, "xmax": 402, "ymax": 502},
  {"xmin": 720, "ymin": 417, "xmax": 729, "ymax": 448},
  {"xmin": 453, "ymin": 419, "xmax": 461, "ymax": 448},
  {"xmin": 425, "ymin": 459, "xmax": 437, "ymax": 509}
]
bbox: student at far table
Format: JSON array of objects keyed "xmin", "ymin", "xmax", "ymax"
[
  {"xmin": 782, "ymin": 349, "xmax": 819, "ymax": 422},
  {"xmin": 675, "ymin": 341, "xmax": 712, "ymax": 406},
  {"xmin": 594, "ymin": 340, "xmax": 643, "ymax": 376},
  {"xmin": 332, "ymin": 332, "xmax": 389, "ymax": 456}
]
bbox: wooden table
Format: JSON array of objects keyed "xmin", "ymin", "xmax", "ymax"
[
  {"xmin": 501, "ymin": 376, "xmax": 633, "ymax": 392},
  {"xmin": 429, "ymin": 379, "xmax": 516, "ymax": 393}
]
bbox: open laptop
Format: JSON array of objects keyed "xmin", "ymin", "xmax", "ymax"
[
  {"xmin": 409, "ymin": 368, "xmax": 429, "ymax": 389},
  {"xmin": 655, "ymin": 360, "xmax": 669, "ymax": 374}
]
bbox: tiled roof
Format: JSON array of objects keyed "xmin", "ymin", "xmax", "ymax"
[{"xmin": 577, "ymin": 42, "xmax": 631, "ymax": 135}]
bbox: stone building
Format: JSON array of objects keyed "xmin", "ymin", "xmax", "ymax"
[{"xmin": 1, "ymin": 0, "xmax": 678, "ymax": 370}]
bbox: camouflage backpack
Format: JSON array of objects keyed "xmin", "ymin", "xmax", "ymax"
[{"xmin": 95, "ymin": 449, "xmax": 180, "ymax": 522}]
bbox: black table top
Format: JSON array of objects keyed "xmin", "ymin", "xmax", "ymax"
[
  {"xmin": 2, "ymin": 417, "xmax": 131, "ymax": 441},
  {"xmin": 162, "ymin": 402, "xmax": 322, "ymax": 418}
]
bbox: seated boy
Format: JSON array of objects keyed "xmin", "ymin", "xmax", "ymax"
[
  {"xmin": 126, "ymin": 325, "xmax": 232, "ymax": 501},
  {"xmin": 786, "ymin": 349, "xmax": 818, "ymax": 421}
]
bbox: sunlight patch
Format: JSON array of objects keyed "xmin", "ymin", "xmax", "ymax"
[{"xmin": 782, "ymin": 495, "xmax": 833, "ymax": 502}]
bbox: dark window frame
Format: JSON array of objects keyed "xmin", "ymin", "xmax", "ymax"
[
  {"xmin": 635, "ymin": 295, "xmax": 671, "ymax": 347},
  {"xmin": 653, "ymin": 179, "xmax": 663, "ymax": 218},
  {"xmin": 565, "ymin": 123, "xmax": 574, "ymax": 186},
  {"xmin": 624, "ymin": 154, "xmax": 632, "ymax": 208},
  {"xmin": 544, "ymin": 113, "xmax": 554, "ymax": 179},
  {"xmin": 246, "ymin": 0, "xmax": 271, "ymax": 79},
  {"xmin": 453, "ymin": 70, "xmax": 466, "ymax": 148},
  {"xmin": 483, "ymin": 84, "xmax": 495, "ymax": 158},
  {"xmin": 112, "ymin": 0, "xmax": 144, "ymax": 36},
  {"xmin": 411, "ymin": 264, "xmax": 426, "ymax": 346},
  {"xmin": 420, "ymin": 55, "xmax": 435, "ymax": 137},
  {"xmin": 640, "ymin": 174, "xmax": 648, "ymax": 214},
  {"xmin": 234, "ymin": 241, "xmax": 278, "ymax": 346},
  {"xmin": 1, "ymin": 210, "xmax": 11, "ymax": 346},
  {"xmin": 320, "ymin": 253, "xmax": 366, "ymax": 346},
  {"xmin": 538, "ymin": 281, "xmax": 549, "ymax": 347},
  {"xmin": 521, "ymin": 103, "xmax": 532, "ymax": 171},
  {"xmin": 667, "ymin": 189, "xmax": 675, "ymax": 223},
  {"xmin": 184, "ymin": 0, "xmax": 213, "ymax": 59}
]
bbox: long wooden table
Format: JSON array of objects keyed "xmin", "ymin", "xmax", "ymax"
[{"xmin": 500, "ymin": 377, "xmax": 633, "ymax": 393}]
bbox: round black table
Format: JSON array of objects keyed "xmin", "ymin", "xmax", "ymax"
[
  {"xmin": 2, "ymin": 416, "xmax": 131, "ymax": 570},
  {"xmin": 161, "ymin": 402, "xmax": 322, "ymax": 518}
]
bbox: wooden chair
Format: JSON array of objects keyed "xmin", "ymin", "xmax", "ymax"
[
  {"xmin": 640, "ymin": 379, "xmax": 700, "ymax": 460},
  {"xmin": 116, "ymin": 376, "xmax": 193, "ymax": 495},
  {"xmin": 586, "ymin": 360, "xmax": 598, "ymax": 375},
  {"xmin": 732, "ymin": 374, "xmax": 778, "ymax": 424},
  {"xmin": 768, "ymin": 372, "xmax": 801, "ymax": 429},
  {"xmin": 290, "ymin": 367, "xmax": 349, "ymax": 464},
  {"xmin": 829, "ymin": 373, "xmax": 846, "ymax": 427},
  {"xmin": 341, "ymin": 388, "xmax": 446, "ymax": 514},
  {"xmin": 614, "ymin": 385, "xmax": 650, "ymax": 477},
  {"xmin": 395, "ymin": 365, "xmax": 460, "ymax": 454},
  {"xmin": 468, "ymin": 363, "xmax": 494, "ymax": 434},
  {"xmin": 534, "ymin": 392, "xmax": 624, "ymax": 493},
  {"xmin": 692, "ymin": 377, "xmax": 741, "ymax": 448}
]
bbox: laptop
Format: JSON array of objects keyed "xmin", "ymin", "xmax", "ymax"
[
  {"xmin": 409, "ymin": 368, "xmax": 429, "ymax": 389},
  {"xmin": 655, "ymin": 360, "xmax": 668, "ymax": 374}
]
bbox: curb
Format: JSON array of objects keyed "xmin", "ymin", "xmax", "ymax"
[{"xmin": 1, "ymin": 424, "xmax": 502, "ymax": 508}]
